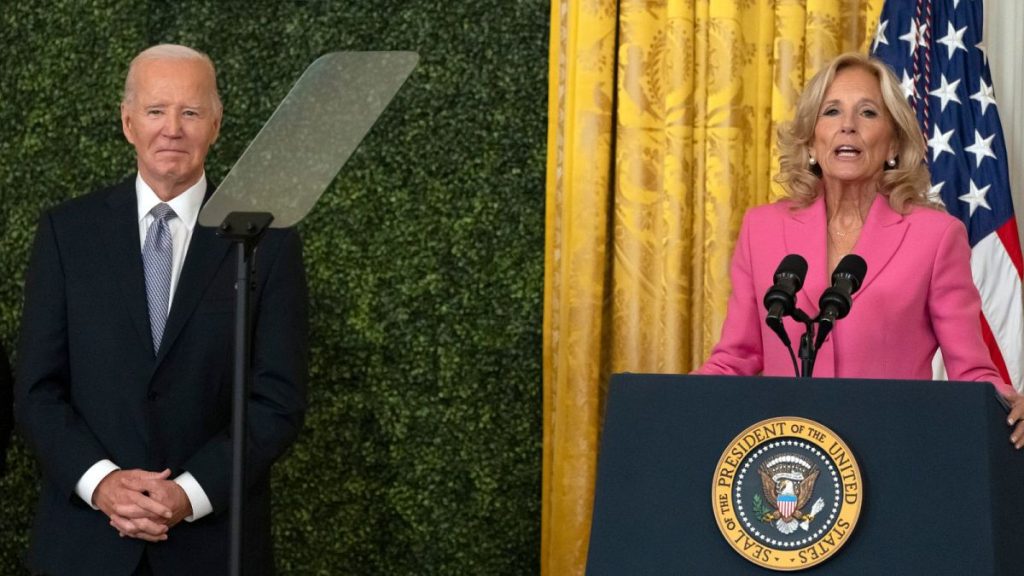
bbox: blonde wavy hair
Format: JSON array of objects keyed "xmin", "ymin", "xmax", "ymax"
[{"xmin": 775, "ymin": 52, "xmax": 934, "ymax": 214}]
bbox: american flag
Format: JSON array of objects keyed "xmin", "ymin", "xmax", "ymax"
[{"xmin": 872, "ymin": 0, "xmax": 1024, "ymax": 391}]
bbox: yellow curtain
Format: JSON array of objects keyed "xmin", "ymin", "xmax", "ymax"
[{"xmin": 542, "ymin": 1, "xmax": 885, "ymax": 574}]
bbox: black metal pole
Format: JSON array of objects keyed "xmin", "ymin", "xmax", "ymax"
[
  {"xmin": 218, "ymin": 212, "xmax": 273, "ymax": 576},
  {"xmin": 229, "ymin": 240, "xmax": 254, "ymax": 576},
  {"xmin": 799, "ymin": 329, "xmax": 815, "ymax": 378},
  {"xmin": 791, "ymin": 310, "xmax": 816, "ymax": 378}
]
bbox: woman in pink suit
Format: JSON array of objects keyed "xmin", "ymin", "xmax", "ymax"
[{"xmin": 694, "ymin": 52, "xmax": 1024, "ymax": 447}]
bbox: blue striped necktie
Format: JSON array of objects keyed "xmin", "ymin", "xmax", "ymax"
[{"xmin": 143, "ymin": 203, "xmax": 176, "ymax": 353}]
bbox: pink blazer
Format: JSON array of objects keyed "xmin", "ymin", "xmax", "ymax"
[{"xmin": 696, "ymin": 193, "xmax": 1011, "ymax": 395}]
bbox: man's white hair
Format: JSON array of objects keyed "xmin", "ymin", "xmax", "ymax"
[{"xmin": 122, "ymin": 44, "xmax": 222, "ymax": 115}]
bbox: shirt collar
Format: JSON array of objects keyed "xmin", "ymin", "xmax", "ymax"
[{"xmin": 136, "ymin": 173, "xmax": 207, "ymax": 231}]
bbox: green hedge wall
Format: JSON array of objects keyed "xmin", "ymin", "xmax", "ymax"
[{"xmin": 0, "ymin": 1, "xmax": 547, "ymax": 573}]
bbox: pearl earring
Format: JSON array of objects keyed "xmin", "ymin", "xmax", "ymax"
[
  {"xmin": 809, "ymin": 156, "xmax": 817, "ymax": 166},
  {"xmin": 887, "ymin": 158, "xmax": 897, "ymax": 167}
]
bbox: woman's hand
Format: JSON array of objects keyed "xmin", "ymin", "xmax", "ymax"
[{"xmin": 1005, "ymin": 390, "xmax": 1024, "ymax": 449}]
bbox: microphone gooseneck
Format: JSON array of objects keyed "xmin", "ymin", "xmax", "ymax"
[{"xmin": 814, "ymin": 254, "xmax": 868, "ymax": 351}]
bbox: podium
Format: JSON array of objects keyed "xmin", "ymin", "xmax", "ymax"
[{"xmin": 586, "ymin": 374, "xmax": 1024, "ymax": 575}]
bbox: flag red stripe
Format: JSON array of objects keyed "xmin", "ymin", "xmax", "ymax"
[
  {"xmin": 980, "ymin": 313, "xmax": 1012, "ymax": 387},
  {"xmin": 995, "ymin": 219, "xmax": 1024, "ymax": 278}
]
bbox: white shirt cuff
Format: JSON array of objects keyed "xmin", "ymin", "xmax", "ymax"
[
  {"xmin": 174, "ymin": 472, "xmax": 213, "ymax": 522},
  {"xmin": 75, "ymin": 459, "xmax": 120, "ymax": 509}
]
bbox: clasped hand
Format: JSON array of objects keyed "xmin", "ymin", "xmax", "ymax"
[{"xmin": 92, "ymin": 469, "xmax": 193, "ymax": 542}]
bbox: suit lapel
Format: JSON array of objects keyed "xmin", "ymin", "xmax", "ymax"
[
  {"xmin": 101, "ymin": 178, "xmax": 155, "ymax": 357},
  {"xmin": 850, "ymin": 194, "xmax": 908, "ymax": 300},
  {"xmin": 154, "ymin": 193, "xmax": 231, "ymax": 365},
  {"xmin": 783, "ymin": 193, "xmax": 908, "ymax": 308},
  {"xmin": 783, "ymin": 195, "xmax": 829, "ymax": 316}
]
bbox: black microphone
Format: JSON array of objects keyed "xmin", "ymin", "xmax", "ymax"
[
  {"xmin": 814, "ymin": 254, "xmax": 868, "ymax": 349},
  {"xmin": 763, "ymin": 254, "xmax": 808, "ymax": 347}
]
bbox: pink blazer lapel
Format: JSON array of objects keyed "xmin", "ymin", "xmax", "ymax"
[{"xmin": 850, "ymin": 194, "xmax": 908, "ymax": 300}]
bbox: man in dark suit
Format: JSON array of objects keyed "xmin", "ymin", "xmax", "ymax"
[
  {"xmin": 0, "ymin": 340, "xmax": 11, "ymax": 476},
  {"xmin": 15, "ymin": 44, "xmax": 308, "ymax": 575}
]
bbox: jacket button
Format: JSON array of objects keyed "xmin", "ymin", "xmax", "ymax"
[{"xmin": 147, "ymin": 391, "xmax": 159, "ymax": 401}]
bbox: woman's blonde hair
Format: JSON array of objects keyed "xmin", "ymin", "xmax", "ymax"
[{"xmin": 775, "ymin": 52, "xmax": 934, "ymax": 213}]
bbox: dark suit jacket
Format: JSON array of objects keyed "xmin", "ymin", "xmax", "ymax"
[
  {"xmin": 15, "ymin": 176, "xmax": 308, "ymax": 575},
  {"xmin": 0, "ymin": 341, "xmax": 11, "ymax": 475}
]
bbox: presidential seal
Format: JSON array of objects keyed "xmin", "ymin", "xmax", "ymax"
[{"xmin": 712, "ymin": 417, "xmax": 861, "ymax": 571}]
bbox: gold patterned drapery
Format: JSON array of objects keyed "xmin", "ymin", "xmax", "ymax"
[{"xmin": 542, "ymin": 1, "xmax": 884, "ymax": 574}]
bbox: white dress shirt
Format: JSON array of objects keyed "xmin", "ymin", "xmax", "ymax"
[{"xmin": 74, "ymin": 173, "xmax": 214, "ymax": 522}]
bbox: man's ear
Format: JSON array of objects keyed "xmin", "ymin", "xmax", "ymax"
[
  {"xmin": 211, "ymin": 114, "xmax": 221, "ymax": 146},
  {"xmin": 121, "ymin": 103, "xmax": 135, "ymax": 145}
]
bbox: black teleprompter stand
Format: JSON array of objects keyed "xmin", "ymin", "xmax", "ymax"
[
  {"xmin": 197, "ymin": 51, "xmax": 420, "ymax": 576},
  {"xmin": 217, "ymin": 211, "xmax": 274, "ymax": 576}
]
